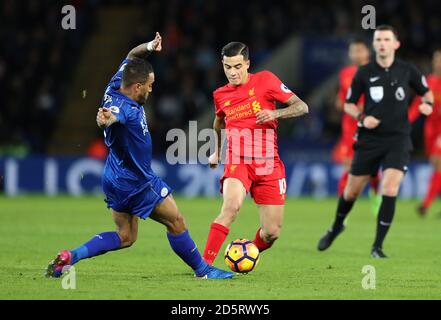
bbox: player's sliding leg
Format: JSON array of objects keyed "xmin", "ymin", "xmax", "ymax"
[
  {"xmin": 371, "ymin": 168, "xmax": 403, "ymax": 258},
  {"xmin": 253, "ymin": 205, "xmax": 284, "ymax": 252},
  {"xmin": 318, "ymin": 174, "xmax": 369, "ymax": 251},
  {"xmin": 150, "ymin": 195, "xmax": 233, "ymax": 279},
  {"xmin": 203, "ymin": 178, "xmax": 246, "ymax": 265},
  {"xmin": 418, "ymin": 156, "xmax": 441, "ymax": 216},
  {"xmin": 46, "ymin": 211, "xmax": 137, "ymax": 277}
]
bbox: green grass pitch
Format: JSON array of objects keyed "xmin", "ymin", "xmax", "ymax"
[{"xmin": 1, "ymin": 195, "xmax": 441, "ymax": 299}]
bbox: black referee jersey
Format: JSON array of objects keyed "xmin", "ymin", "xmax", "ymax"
[{"xmin": 346, "ymin": 58, "xmax": 429, "ymax": 143}]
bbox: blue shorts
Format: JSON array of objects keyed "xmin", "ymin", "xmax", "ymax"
[{"xmin": 103, "ymin": 176, "xmax": 172, "ymax": 220}]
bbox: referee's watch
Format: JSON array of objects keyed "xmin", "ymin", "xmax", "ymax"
[
  {"xmin": 423, "ymin": 101, "xmax": 434, "ymax": 107},
  {"xmin": 357, "ymin": 113, "xmax": 366, "ymax": 126}
]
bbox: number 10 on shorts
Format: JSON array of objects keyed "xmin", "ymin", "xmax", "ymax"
[{"xmin": 278, "ymin": 178, "xmax": 287, "ymax": 195}]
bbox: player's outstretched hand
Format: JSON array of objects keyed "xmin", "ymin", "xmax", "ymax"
[
  {"xmin": 362, "ymin": 115, "xmax": 381, "ymax": 129},
  {"xmin": 148, "ymin": 32, "xmax": 162, "ymax": 52},
  {"xmin": 256, "ymin": 109, "xmax": 276, "ymax": 124},
  {"xmin": 419, "ymin": 103, "xmax": 433, "ymax": 116},
  {"xmin": 208, "ymin": 152, "xmax": 219, "ymax": 169}
]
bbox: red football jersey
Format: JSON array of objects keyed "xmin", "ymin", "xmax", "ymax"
[
  {"xmin": 214, "ymin": 71, "xmax": 294, "ymax": 161},
  {"xmin": 337, "ymin": 65, "xmax": 365, "ymax": 142},
  {"xmin": 408, "ymin": 74, "xmax": 441, "ymax": 155}
]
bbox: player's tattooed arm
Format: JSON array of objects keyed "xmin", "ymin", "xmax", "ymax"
[
  {"xmin": 256, "ymin": 95, "xmax": 308, "ymax": 124},
  {"xmin": 96, "ymin": 108, "xmax": 118, "ymax": 129},
  {"xmin": 127, "ymin": 32, "xmax": 162, "ymax": 60}
]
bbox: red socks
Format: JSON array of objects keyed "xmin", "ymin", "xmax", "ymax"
[
  {"xmin": 203, "ymin": 223, "xmax": 229, "ymax": 265},
  {"xmin": 252, "ymin": 228, "xmax": 273, "ymax": 252},
  {"xmin": 422, "ymin": 171, "xmax": 441, "ymax": 209}
]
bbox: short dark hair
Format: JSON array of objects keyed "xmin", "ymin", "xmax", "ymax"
[
  {"xmin": 221, "ymin": 42, "xmax": 249, "ymax": 60},
  {"xmin": 349, "ymin": 37, "xmax": 369, "ymax": 48},
  {"xmin": 122, "ymin": 58, "xmax": 153, "ymax": 88},
  {"xmin": 375, "ymin": 24, "xmax": 399, "ymax": 40}
]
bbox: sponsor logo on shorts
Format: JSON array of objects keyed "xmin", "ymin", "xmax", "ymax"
[
  {"xmin": 280, "ymin": 83, "xmax": 293, "ymax": 94},
  {"xmin": 161, "ymin": 187, "xmax": 168, "ymax": 197}
]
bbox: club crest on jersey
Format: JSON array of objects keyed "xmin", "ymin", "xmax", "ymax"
[
  {"xmin": 249, "ymin": 88, "xmax": 255, "ymax": 97},
  {"xmin": 280, "ymin": 83, "xmax": 292, "ymax": 94},
  {"xmin": 369, "ymin": 86, "xmax": 384, "ymax": 102},
  {"xmin": 109, "ymin": 106, "xmax": 120, "ymax": 113},
  {"xmin": 395, "ymin": 86, "xmax": 405, "ymax": 101}
]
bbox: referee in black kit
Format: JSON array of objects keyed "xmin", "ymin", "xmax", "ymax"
[{"xmin": 318, "ymin": 25, "xmax": 434, "ymax": 258}]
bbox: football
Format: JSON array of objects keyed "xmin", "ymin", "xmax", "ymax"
[{"xmin": 224, "ymin": 239, "xmax": 260, "ymax": 273}]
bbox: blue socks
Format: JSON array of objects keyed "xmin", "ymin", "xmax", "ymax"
[
  {"xmin": 71, "ymin": 232, "xmax": 122, "ymax": 264},
  {"xmin": 167, "ymin": 230, "xmax": 207, "ymax": 276},
  {"xmin": 69, "ymin": 230, "xmax": 208, "ymax": 276}
]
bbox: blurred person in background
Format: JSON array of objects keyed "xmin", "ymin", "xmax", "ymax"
[
  {"xmin": 408, "ymin": 49, "xmax": 441, "ymax": 216},
  {"xmin": 333, "ymin": 38, "xmax": 381, "ymax": 215}
]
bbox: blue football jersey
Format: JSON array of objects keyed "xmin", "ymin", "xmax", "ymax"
[{"xmin": 100, "ymin": 59, "xmax": 156, "ymax": 191}]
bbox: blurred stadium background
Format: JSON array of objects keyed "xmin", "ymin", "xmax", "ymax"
[{"xmin": 1, "ymin": 0, "xmax": 441, "ymax": 199}]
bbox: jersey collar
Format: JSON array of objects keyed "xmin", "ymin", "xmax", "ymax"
[
  {"xmin": 374, "ymin": 58, "xmax": 397, "ymax": 71},
  {"xmin": 227, "ymin": 73, "xmax": 254, "ymax": 89},
  {"xmin": 112, "ymin": 88, "xmax": 142, "ymax": 107}
]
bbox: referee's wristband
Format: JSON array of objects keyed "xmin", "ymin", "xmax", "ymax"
[{"xmin": 357, "ymin": 113, "xmax": 366, "ymax": 123}]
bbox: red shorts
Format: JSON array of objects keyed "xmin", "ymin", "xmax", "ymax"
[
  {"xmin": 220, "ymin": 158, "xmax": 287, "ymax": 205},
  {"xmin": 332, "ymin": 137, "xmax": 355, "ymax": 163}
]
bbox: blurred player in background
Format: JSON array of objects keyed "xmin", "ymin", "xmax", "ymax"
[
  {"xmin": 203, "ymin": 42, "xmax": 309, "ymax": 265},
  {"xmin": 408, "ymin": 49, "xmax": 441, "ymax": 216},
  {"xmin": 318, "ymin": 25, "xmax": 433, "ymax": 258},
  {"xmin": 332, "ymin": 38, "xmax": 381, "ymax": 214},
  {"xmin": 46, "ymin": 33, "xmax": 233, "ymax": 279}
]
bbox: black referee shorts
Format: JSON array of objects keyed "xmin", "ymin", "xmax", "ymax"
[{"xmin": 350, "ymin": 139, "xmax": 411, "ymax": 176}]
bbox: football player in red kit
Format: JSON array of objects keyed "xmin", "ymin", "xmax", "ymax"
[
  {"xmin": 203, "ymin": 42, "xmax": 309, "ymax": 264},
  {"xmin": 408, "ymin": 49, "xmax": 441, "ymax": 216},
  {"xmin": 333, "ymin": 38, "xmax": 380, "ymax": 213}
]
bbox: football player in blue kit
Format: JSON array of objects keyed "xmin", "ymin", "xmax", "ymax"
[{"xmin": 46, "ymin": 32, "xmax": 233, "ymax": 280}]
